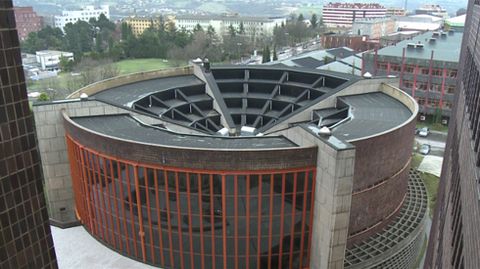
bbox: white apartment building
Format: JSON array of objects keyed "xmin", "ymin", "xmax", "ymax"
[
  {"xmin": 54, "ymin": 5, "xmax": 110, "ymax": 30},
  {"xmin": 175, "ymin": 15, "xmax": 286, "ymax": 39},
  {"xmin": 323, "ymin": 2, "xmax": 387, "ymax": 28},
  {"xmin": 35, "ymin": 50, "xmax": 74, "ymax": 70}
]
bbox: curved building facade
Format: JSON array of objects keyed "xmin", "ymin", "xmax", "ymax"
[{"xmin": 33, "ymin": 64, "xmax": 427, "ymax": 268}]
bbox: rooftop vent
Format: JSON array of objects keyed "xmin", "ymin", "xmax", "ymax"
[
  {"xmin": 363, "ymin": 72, "xmax": 372, "ymax": 79},
  {"xmin": 407, "ymin": 43, "xmax": 416, "ymax": 49},
  {"xmin": 240, "ymin": 126, "xmax": 256, "ymax": 136},
  {"xmin": 416, "ymin": 43, "xmax": 425, "ymax": 49},
  {"xmin": 440, "ymin": 32, "xmax": 447, "ymax": 38},
  {"xmin": 318, "ymin": 126, "xmax": 332, "ymax": 137},
  {"xmin": 429, "ymin": 38, "xmax": 437, "ymax": 44},
  {"xmin": 80, "ymin": 93, "xmax": 88, "ymax": 101},
  {"xmin": 217, "ymin": 127, "xmax": 229, "ymax": 136},
  {"xmin": 432, "ymin": 32, "xmax": 440, "ymax": 37}
]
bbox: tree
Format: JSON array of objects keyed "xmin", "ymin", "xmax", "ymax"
[
  {"xmin": 228, "ymin": 24, "xmax": 236, "ymax": 37},
  {"xmin": 310, "ymin": 14, "xmax": 318, "ymax": 28},
  {"xmin": 59, "ymin": 56, "xmax": 74, "ymax": 72},
  {"xmin": 262, "ymin": 46, "xmax": 271, "ymax": 63},
  {"xmin": 239, "ymin": 22, "xmax": 245, "ymax": 35},
  {"xmin": 193, "ymin": 23, "xmax": 203, "ymax": 33},
  {"xmin": 22, "ymin": 26, "xmax": 64, "ymax": 53},
  {"xmin": 456, "ymin": 8, "xmax": 467, "ymax": 16},
  {"xmin": 273, "ymin": 46, "xmax": 278, "ymax": 61},
  {"xmin": 297, "ymin": 13, "xmax": 305, "ymax": 23},
  {"xmin": 38, "ymin": 92, "xmax": 50, "ymax": 101},
  {"xmin": 63, "ymin": 20, "xmax": 94, "ymax": 58}
]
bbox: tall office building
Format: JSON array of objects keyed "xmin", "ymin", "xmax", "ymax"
[
  {"xmin": 425, "ymin": 0, "xmax": 480, "ymax": 267},
  {"xmin": 0, "ymin": 1, "xmax": 57, "ymax": 268}
]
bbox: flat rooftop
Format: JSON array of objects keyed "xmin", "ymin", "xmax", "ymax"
[
  {"xmin": 375, "ymin": 31, "xmax": 462, "ymax": 62},
  {"xmin": 71, "ymin": 114, "xmax": 297, "ymax": 149},
  {"xmin": 94, "ymin": 75, "xmax": 204, "ymax": 107},
  {"xmin": 332, "ymin": 92, "xmax": 412, "ymax": 140}
]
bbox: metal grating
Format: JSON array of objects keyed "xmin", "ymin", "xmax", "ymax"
[{"xmin": 344, "ymin": 170, "xmax": 428, "ymax": 268}]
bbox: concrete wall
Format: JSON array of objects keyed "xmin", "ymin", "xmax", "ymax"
[
  {"xmin": 33, "ymin": 100, "xmax": 168, "ymax": 226},
  {"xmin": 279, "ymin": 126, "xmax": 356, "ymax": 269}
]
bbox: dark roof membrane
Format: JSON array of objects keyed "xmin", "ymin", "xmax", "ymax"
[{"xmin": 71, "ymin": 114, "xmax": 297, "ymax": 149}]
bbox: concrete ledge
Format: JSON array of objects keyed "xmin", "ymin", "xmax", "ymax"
[
  {"xmin": 50, "ymin": 218, "xmax": 81, "ymax": 229},
  {"xmin": 67, "ymin": 66, "xmax": 193, "ymax": 99}
]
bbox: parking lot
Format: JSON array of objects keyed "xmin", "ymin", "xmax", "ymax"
[{"xmin": 415, "ymin": 130, "xmax": 447, "ymax": 157}]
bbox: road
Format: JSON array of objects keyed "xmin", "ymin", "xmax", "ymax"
[{"xmin": 415, "ymin": 131, "xmax": 447, "ymax": 157}]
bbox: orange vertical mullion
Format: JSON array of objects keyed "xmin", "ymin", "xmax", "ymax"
[
  {"xmin": 221, "ymin": 175, "xmax": 227, "ymax": 269},
  {"xmin": 267, "ymin": 174, "xmax": 274, "ymax": 269},
  {"xmin": 306, "ymin": 170, "xmax": 317, "ymax": 266},
  {"xmin": 82, "ymin": 150, "xmax": 96, "ymax": 236},
  {"xmin": 144, "ymin": 167, "xmax": 155, "ymax": 264},
  {"xmin": 163, "ymin": 170, "xmax": 175, "ymax": 268},
  {"xmin": 298, "ymin": 171, "xmax": 309, "ymax": 267},
  {"xmin": 68, "ymin": 140, "xmax": 82, "ymax": 221},
  {"xmin": 245, "ymin": 175, "xmax": 250, "ymax": 269},
  {"xmin": 278, "ymin": 173, "xmax": 286, "ymax": 269},
  {"xmin": 174, "ymin": 172, "xmax": 185, "ymax": 269},
  {"xmin": 197, "ymin": 174, "xmax": 206, "ymax": 269},
  {"xmin": 125, "ymin": 165, "xmax": 139, "ymax": 258},
  {"xmin": 117, "ymin": 162, "xmax": 131, "ymax": 256},
  {"xmin": 87, "ymin": 151, "xmax": 101, "ymax": 238},
  {"xmin": 94, "ymin": 153, "xmax": 108, "ymax": 242},
  {"xmin": 256, "ymin": 175, "xmax": 262, "ymax": 269},
  {"xmin": 102, "ymin": 156, "xmax": 116, "ymax": 249},
  {"xmin": 288, "ymin": 172, "xmax": 298, "ymax": 269},
  {"xmin": 133, "ymin": 166, "xmax": 147, "ymax": 262},
  {"xmin": 209, "ymin": 174, "xmax": 216, "ymax": 269},
  {"xmin": 234, "ymin": 175, "xmax": 238, "ymax": 269},
  {"xmin": 154, "ymin": 170, "xmax": 166, "ymax": 267},
  {"xmin": 109, "ymin": 159, "xmax": 122, "ymax": 252},
  {"xmin": 186, "ymin": 173, "xmax": 195, "ymax": 269}
]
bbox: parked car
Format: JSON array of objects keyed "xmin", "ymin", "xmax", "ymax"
[
  {"xmin": 419, "ymin": 144, "xmax": 431, "ymax": 155},
  {"xmin": 418, "ymin": 127, "xmax": 430, "ymax": 137}
]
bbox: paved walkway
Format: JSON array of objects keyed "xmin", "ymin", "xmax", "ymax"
[
  {"xmin": 51, "ymin": 226, "xmax": 157, "ymax": 269},
  {"xmin": 418, "ymin": 155, "xmax": 444, "ymax": 177}
]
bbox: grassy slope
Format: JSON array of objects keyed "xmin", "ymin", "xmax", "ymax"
[
  {"xmin": 114, "ymin": 58, "xmax": 183, "ymax": 75},
  {"xmin": 27, "ymin": 58, "xmax": 185, "ymax": 94},
  {"xmin": 411, "ymin": 153, "xmax": 440, "ymax": 217}
]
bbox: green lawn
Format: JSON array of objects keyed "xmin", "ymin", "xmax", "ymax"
[
  {"xmin": 411, "ymin": 153, "xmax": 440, "ymax": 217},
  {"xmin": 114, "ymin": 58, "xmax": 186, "ymax": 75},
  {"xmin": 27, "ymin": 58, "xmax": 187, "ymax": 98},
  {"xmin": 422, "ymin": 171, "xmax": 440, "ymax": 217}
]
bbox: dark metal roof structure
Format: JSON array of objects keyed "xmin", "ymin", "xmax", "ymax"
[{"xmin": 85, "ymin": 65, "xmax": 413, "ymax": 148}]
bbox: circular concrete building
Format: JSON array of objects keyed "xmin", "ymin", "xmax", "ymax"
[{"xmin": 35, "ymin": 64, "xmax": 427, "ymax": 269}]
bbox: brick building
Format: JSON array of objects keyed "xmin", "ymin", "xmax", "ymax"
[
  {"xmin": 363, "ymin": 31, "xmax": 462, "ymax": 120},
  {"xmin": 352, "ymin": 17, "xmax": 396, "ymax": 39},
  {"xmin": 13, "ymin": 6, "xmax": 42, "ymax": 41},
  {"xmin": 0, "ymin": 1, "xmax": 57, "ymax": 268},
  {"xmin": 33, "ymin": 63, "xmax": 427, "ymax": 268},
  {"xmin": 425, "ymin": 0, "xmax": 480, "ymax": 267},
  {"xmin": 322, "ymin": 2, "xmax": 387, "ymax": 28}
]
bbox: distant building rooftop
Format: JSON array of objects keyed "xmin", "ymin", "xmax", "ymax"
[
  {"xmin": 446, "ymin": 14, "xmax": 466, "ymax": 27},
  {"xmin": 266, "ymin": 47, "xmax": 356, "ymax": 69},
  {"xmin": 324, "ymin": 2, "xmax": 385, "ymax": 9},
  {"xmin": 375, "ymin": 31, "xmax": 463, "ymax": 62},
  {"xmin": 35, "ymin": 50, "xmax": 73, "ymax": 56},
  {"xmin": 175, "ymin": 14, "xmax": 285, "ymax": 22}
]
